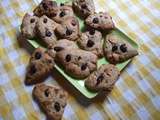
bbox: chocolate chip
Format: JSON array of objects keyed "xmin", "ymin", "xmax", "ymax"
[
  {"xmin": 29, "ymin": 65, "xmax": 36, "ymax": 75},
  {"xmin": 65, "ymin": 54, "xmax": 71, "ymax": 62},
  {"xmin": 30, "ymin": 18, "xmax": 35, "ymax": 23},
  {"xmin": 92, "ymin": 17, "xmax": 99, "ymax": 24},
  {"xmin": 66, "ymin": 29, "xmax": 72, "ymax": 36},
  {"xmin": 96, "ymin": 74, "xmax": 104, "ymax": 85},
  {"xmin": 44, "ymin": 89, "xmax": 50, "ymax": 97},
  {"xmin": 50, "ymin": 12, "xmax": 57, "ymax": 17},
  {"xmin": 43, "ymin": 18, "xmax": 47, "ymax": 23},
  {"xmin": 54, "ymin": 46, "xmax": 64, "ymax": 52},
  {"xmin": 81, "ymin": 4, "xmax": 87, "ymax": 9},
  {"xmin": 59, "ymin": 11, "xmax": 65, "ymax": 17},
  {"xmin": 112, "ymin": 45, "xmax": 118, "ymax": 52},
  {"xmin": 42, "ymin": 3, "xmax": 48, "ymax": 10},
  {"xmin": 87, "ymin": 40, "xmax": 94, "ymax": 47},
  {"xmin": 89, "ymin": 29, "xmax": 95, "ymax": 35},
  {"xmin": 81, "ymin": 63, "xmax": 87, "ymax": 71},
  {"xmin": 54, "ymin": 102, "xmax": 61, "ymax": 112},
  {"xmin": 35, "ymin": 52, "xmax": 41, "ymax": 59},
  {"xmin": 78, "ymin": 56, "xmax": 82, "ymax": 60},
  {"xmin": 71, "ymin": 20, "xmax": 77, "ymax": 26},
  {"xmin": 120, "ymin": 44, "xmax": 127, "ymax": 52},
  {"xmin": 45, "ymin": 30, "xmax": 52, "ymax": 37},
  {"xmin": 60, "ymin": 3, "xmax": 64, "ymax": 6}
]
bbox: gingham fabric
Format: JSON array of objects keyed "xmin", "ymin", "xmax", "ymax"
[{"xmin": 0, "ymin": 0, "xmax": 160, "ymax": 120}]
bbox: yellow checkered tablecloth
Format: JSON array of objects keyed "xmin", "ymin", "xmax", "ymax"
[{"xmin": 0, "ymin": 0, "xmax": 160, "ymax": 120}]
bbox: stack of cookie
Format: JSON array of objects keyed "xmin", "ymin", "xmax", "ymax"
[{"xmin": 20, "ymin": 0, "xmax": 138, "ymax": 119}]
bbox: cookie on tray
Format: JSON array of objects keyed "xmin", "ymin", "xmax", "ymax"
[
  {"xmin": 25, "ymin": 47, "xmax": 54, "ymax": 85},
  {"xmin": 21, "ymin": 13, "xmax": 39, "ymax": 39},
  {"xmin": 55, "ymin": 17, "xmax": 80, "ymax": 41},
  {"xmin": 85, "ymin": 64, "xmax": 120, "ymax": 92},
  {"xmin": 33, "ymin": 0, "xmax": 58, "ymax": 17},
  {"xmin": 103, "ymin": 34, "xmax": 138, "ymax": 64},
  {"xmin": 36, "ymin": 15, "xmax": 58, "ymax": 47},
  {"xmin": 72, "ymin": 0, "xmax": 95, "ymax": 18},
  {"xmin": 85, "ymin": 12, "xmax": 115, "ymax": 30},
  {"xmin": 47, "ymin": 39, "xmax": 78, "ymax": 58},
  {"xmin": 49, "ymin": 4, "xmax": 74, "ymax": 23},
  {"xmin": 55, "ymin": 49, "xmax": 98, "ymax": 79},
  {"xmin": 77, "ymin": 29, "xmax": 103, "ymax": 58},
  {"xmin": 33, "ymin": 83, "xmax": 68, "ymax": 120}
]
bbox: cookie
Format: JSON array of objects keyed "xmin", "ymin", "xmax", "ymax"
[
  {"xmin": 36, "ymin": 15, "xmax": 58, "ymax": 47},
  {"xmin": 85, "ymin": 64, "xmax": 120, "ymax": 92},
  {"xmin": 85, "ymin": 12, "xmax": 115, "ymax": 30},
  {"xmin": 49, "ymin": 4, "xmax": 74, "ymax": 23},
  {"xmin": 25, "ymin": 47, "xmax": 54, "ymax": 85},
  {"xmin": 55, "ymin": 17, "xmax": 80, "ymax": 41},
  {"xmin": 77, "ymin": 29, "xmax": 103, "ymax": 58},
  {"xmin": 33, "ymin": 83, "xmax": 68, "ymax": 120},
  {"xmin": 55, "ymin": 49, "xmax": 98, "ymax": 79},
  {"xmin": 33, "ymin": 0, "xmax": 58, "ymax": 17},
  {"xmin": 47, "ymin": 39, "xmax": 78, "ymax": 58},
  {"xmin": 103, "ymin": 34, "xmax": 138, "ymax": 64},
  {"xmin": 21, "ymin": 13, "xmax": 39, "ymax": 39},
  {"xmin": 72, "ymin": 0, "xmax": 95, "ymax": 18}
]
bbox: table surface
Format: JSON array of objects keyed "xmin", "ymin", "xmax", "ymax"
[{"xmin": 0, "ymin": 0, "xmax": 160, "ymax": 120}]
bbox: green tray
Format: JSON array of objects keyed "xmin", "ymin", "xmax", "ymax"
[{"xmin": 28, "ymin": 0, "xmax": 138, "ymax": 98}]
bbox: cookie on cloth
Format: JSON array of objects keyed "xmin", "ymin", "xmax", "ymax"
[
  {"xmin": 25, "ymin": 47, "xmax": 54, "ymax": 85},
  {"xmin": 33, "ymin": 83, "xmax": 68, "ymax": 120}
]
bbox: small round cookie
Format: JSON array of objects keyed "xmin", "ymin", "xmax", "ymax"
[
  {"xmin": 36, "ymin": 15, "xmax": 58, "ymax": 47},
  {"xmin": 85, "ymin": 12, "xmax": 115, "ymax": 30},
  {"xmin": 55, "ymin": 49, "xmax": 98, "ymax": 79},
  {"xmin": 33, "ymin": 0, "xmax": 58, "ymax": 17},
  {"xmin": 55, "ymin": 17, "xmax": 80, "ymax": 41},
  {"xmin": 47, "ymin": 39, "xmax": 78, "ymax": 58},
  {"xmin": 72, "ymin": 0, "xmax": 95, "ymax": 18},
  {"xmin": 25, "ymin": 47, "xmax": 55, "ymax": 85},
  {"xmin": 77, "ymin": 29, "xmax": 103, "ymax": 58},
  {"xmin": 21, "ymin": 13, "xmax": 39, "ymax": 39},
  {"xmin": 49, "ymin": 4, "xmax": 74, "ymax": 23},
  {"xmin": 33, "ymin": 83, "xmax": 68, "ymax": 120},
  {"xmin": 85, "ymin": 64, "xmax": 120, "ymax": 92},
  {"xmin": 103, "ymin": 34, "xmax": 138, "ymax": 64}
]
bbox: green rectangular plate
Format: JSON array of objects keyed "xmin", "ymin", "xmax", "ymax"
[{"xmin": 28, "ymin": 0, "xmax": 138, "ymax": 98}]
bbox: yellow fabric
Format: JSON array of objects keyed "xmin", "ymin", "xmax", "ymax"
[{"xmin": 0, "ymin": 0, "xmax": 160, "ymax": 120}]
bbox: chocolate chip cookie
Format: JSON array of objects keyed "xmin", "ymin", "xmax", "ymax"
[
  {"xmin": 49, "ymin": 4, "xmax": 74, "ymax": 23},
  {"xmin": 55, "ymin": 49, "xmax": 98, "ymax": 79},
  {"xmin": 85, "ymin": 12, "xmax": 115, "ymax": 30},
  {"xmin": 55, "ymin": 17, "xmax": 80, "ymax": 41},
  {"xmin": 47, "ymin": 39, "xmax": 78, "ymax": 58},
  {"xmin": 21, "ymin": 13, "xmax": 39, "ymax": 39},
  {"xmin": 77, "ymin": 29, "xmax": 103, "ymax": 58},
  {"xmin": 33, "ymin": 83, "xmax": 68, "ymax": 120},
  {"xmin": 103, "ymin": 34, "xmax": 138, "ymax": 64},
  {"xmin": 85, "ymin": 64, "xmax": 120, "ymax": 92},
  {"xmin": 33, "ymin": 0, "xmax": 58, "ymax": 17},
  {"xmin": 36, "ymin": 15, "xmax": 58, "ymax": 47},
  {"xmin": 72, "ymin": 0, "xmax": 95, "ymax": 18},
  {"xmin": 25, "ymin": 47, "xmax": 54, "ymax": 85}
]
